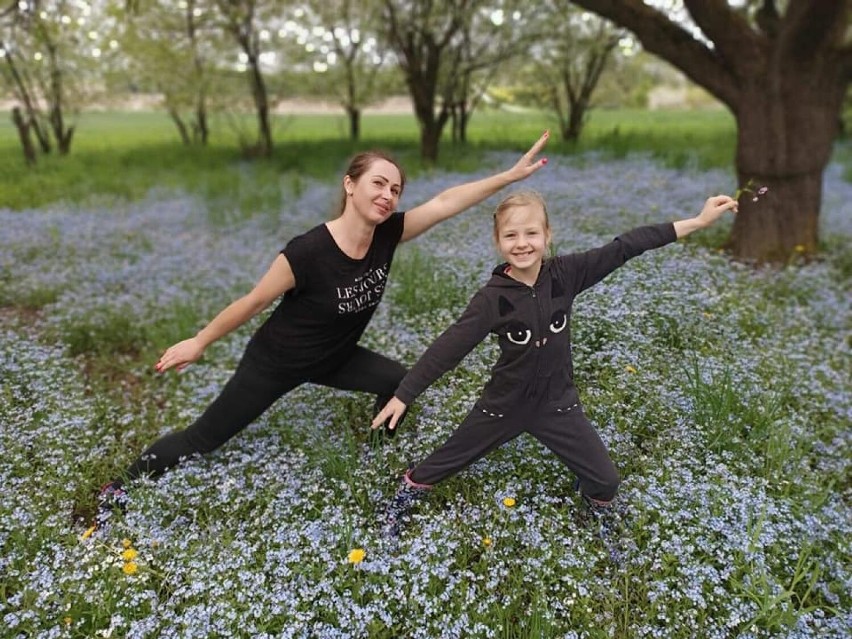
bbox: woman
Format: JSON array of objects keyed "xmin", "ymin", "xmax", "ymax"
[{"xmin": 93, "ymin": 133, "xmax": 550, "ymax": 528}]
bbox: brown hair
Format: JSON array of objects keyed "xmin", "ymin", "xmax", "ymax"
[
  {"xmin": 492, "ymin": 190, "xmax": 550, "ymax": 240},
  {"xmin": 337, "ymin": 150, "xmax": 406, "ymax": 215}
]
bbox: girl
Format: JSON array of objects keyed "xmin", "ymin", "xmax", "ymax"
[
  {"xmin": 372, "ymin": 190, "xmax": 738, "ymax": 540},
  {"xmin": 93, "ymin": 133, "xmax": 550, "ymax": 529}
]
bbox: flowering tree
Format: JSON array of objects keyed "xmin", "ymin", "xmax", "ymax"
[
  {"xmin": 444, "ymin": 0, "xmax": 529, "ymax": 144},
  {"xmin": 382, "ymin": 0, "xmax": 525, "ymax": 161},
  {"xmin": 282, "ymin": 0, "xmax": 390, "ymax": 141},
  {"xmin": 212, "ymin": 0, "xmax": 277, "ymax": 157},
  {"xmin": 570, "ymin": 0, "xmax": 852, "ymax": 262},
  {"xmin": 117, "ymin": 0, "xmax": 219, "ymax": 145},
  {"xmin": 1, "ymin": 0, "xmax": 104, "ymax": 158},
  {"xmin": 522, "ymin": 2, "xmax": 622, "ymax": 142}
]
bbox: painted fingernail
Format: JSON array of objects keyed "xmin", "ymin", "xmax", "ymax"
[{"xmin": 542, "ymin": 158, "xmax": 548, "ymax": 165}]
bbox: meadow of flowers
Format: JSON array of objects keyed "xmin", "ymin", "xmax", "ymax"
[{"xmin": 1, "ymin": 153, "xmax": 850, "ymax": 638}]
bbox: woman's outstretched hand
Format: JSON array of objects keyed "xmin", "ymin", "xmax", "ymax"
[
  {"xmin": 155, "ymin": 337, "xmax": 204, "ymax": 373},
  {"xmin": 371, "ymin": 396, "xmax": 408, "ymax": 432},
  {"xmin": 505, "ymin": 130, "xmax": 550, "ymax": 182}
]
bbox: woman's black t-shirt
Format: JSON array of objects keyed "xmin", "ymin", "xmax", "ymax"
[{"xmin": 247, "ymin": 212, "xmax": 405, "ymax": 376}]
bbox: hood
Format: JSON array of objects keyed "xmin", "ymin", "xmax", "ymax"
[{"xmin": 486, "ymin": 257, "xmax": 556, "ymax": 289}]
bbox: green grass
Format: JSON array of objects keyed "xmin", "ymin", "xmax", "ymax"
[{"xmin": 0, "ymin": 107, "xmax": 740, "ymax": 211}]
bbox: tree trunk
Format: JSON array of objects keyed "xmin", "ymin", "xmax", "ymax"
[
  {"xmin": 564, "ymin": 97, "xmax": 587, "ymax": 142},
  {"xmin": 12, "ymin": 107, "xmax": 36, "ymax": 166},
  {"xmin": 420, "ymin": 121, "xmax": 442, "ymax": 162},
  {"xmin": 346, "ymin": 105, "xmax": 360, "ymax": 141},
  {"xmin": 2, "ymin": 45, "xmax": 51, "ymax": 153},
  {"xmin": 246, "ymin": 50, "xmax": 272, "ymax": 157},
  {"xmin": 728, "ymin": 73, "xmax": 844, "ymax": 261},
  {"xmin": 195, "ymin": 96, "xmax": 209, "ymax": 145},
  {"xmin": 458, "ymin": 102, "xmax": 470, "ymax": 144},
  {"xmin": 167, "ymin": 106, "xmax": 191, "ymax": 145}
]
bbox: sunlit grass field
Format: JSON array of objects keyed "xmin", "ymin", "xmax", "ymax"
[
  {"xmin": 0, "ymin": 107, "xmax": 739, "ymax": 211},
  {"xmin": 1, "ymin": 108, "xmax": 850, "ymax": 637}
]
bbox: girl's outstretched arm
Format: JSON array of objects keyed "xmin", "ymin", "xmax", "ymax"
[
  {"xmin": 155, "ymin": 254, "xmax": 296, "ymax": 373},
  {"xmin": 400, "ymin": 131, "xmax": 550, "ymax": 243},
  {"xmin": 673, "ymin": 195, "xmax": 738, "ymax": 238}
]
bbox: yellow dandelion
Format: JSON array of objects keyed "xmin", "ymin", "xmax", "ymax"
[
  {"xmin": 624, "ymin": 365, "xmax": 637, "ymax": 374},
  {"xmin": 482, "ymin": 536, "xmax": 492, "ymax": 547},
  {"xmin": 794, "ymin": 244, "xmax": 806, "ymax": 253},
  {"xmin": 121, "ymin": 538, "xmax": 132, "ymax": 549},
  {"xmin": 122, "ymin": 561, "xmax": 139, "ymax": 575},
  {"xmin": 347, "ymin": 548, "xmax": 366, "ymax": 564},
  {"xmin": 121, "ymin": 548, "xmax": 138, "ymax": 561},
  {"xmin": 63, "ymin": 617, "xmax": 72, "ymax": 626},
  {"xmin": 80, "ymin": 526, "xmax": 96, "ymax": 540},
  {"xmin": 502, "ymin": 497, "xmax": 516, "ymax": 507}
]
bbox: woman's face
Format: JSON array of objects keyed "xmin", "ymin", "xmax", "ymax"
[{"xmin": 344, "ymin": 159, "xmax": 402, "ymax": 223}]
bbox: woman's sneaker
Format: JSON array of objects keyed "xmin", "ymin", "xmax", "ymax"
[{"xmin": 94, "ymin": 480, "xmax": 128, "ymax": 529}]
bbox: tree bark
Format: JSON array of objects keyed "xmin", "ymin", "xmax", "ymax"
[
  {"xmin": 1, "ymin": 40, "xmax": 51, "ymax": 153},
  {"xmin": 12, "ymin": 107, "xmax": 36, "ymax": 166},
  {"xmin": 248, "ymin": 53, "xmax": 272, "ymax": 156},
  {"xmin": 346, "ymin": 105, "xmax": 361, "ymax": 141},
  {"xmin": 167, "ymin": 106, "xmax": 191, "ymax": 145},
  {"xmin": 195, "ymin": 99, "xmax": 209, "ymax": 145},
  {"xmin": 420, "ymin": 117, "xmax": 444, "ymax": 162}
]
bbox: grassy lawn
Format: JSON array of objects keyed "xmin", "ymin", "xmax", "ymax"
[{"xmin": 0, "ymin": 107, "xmax": 739, "ymax": 211}]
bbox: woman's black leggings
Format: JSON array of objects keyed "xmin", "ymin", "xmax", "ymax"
[{"xmin": 124, "ymin": 346, "xmax": 406, "ymax": 480}]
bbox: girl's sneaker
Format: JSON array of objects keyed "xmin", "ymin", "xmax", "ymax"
[
  {"xmin": 579, "ymin": 494, "xmax": 623, "ymax": 565},
  {"xmin": 382, "ymin": 470, "xmax": 430, "ymax": 538}
]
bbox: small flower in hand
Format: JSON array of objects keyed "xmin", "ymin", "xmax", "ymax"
[{"xmin": 735, "ymin": 178, "xmax": 768, "ymax": 203}]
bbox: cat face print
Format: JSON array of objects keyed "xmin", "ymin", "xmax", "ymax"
[{"xmin": 498, "ymin": 277, "xmax": 567, "ymax": 348}]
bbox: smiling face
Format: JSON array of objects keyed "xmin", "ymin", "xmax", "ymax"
[
  {"xmin": 343, "ymin": 158, "xmax": 403, "ymax": 224},
  {"xmin": 494, "ymin": 200, "xmax": 551, "ymax": 283}
]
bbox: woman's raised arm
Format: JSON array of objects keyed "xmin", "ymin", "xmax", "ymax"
[{"xmin": 400, "ymin": 131, "xmax": 550, "ymax": 243}]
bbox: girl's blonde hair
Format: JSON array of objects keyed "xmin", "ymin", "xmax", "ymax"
[{"xmin": 492, "ymin": 190, "xmax": 550, "ymax": 239}]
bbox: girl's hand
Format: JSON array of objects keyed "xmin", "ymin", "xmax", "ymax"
[
  {"xmin": 155, "ymin": 337, "xmax": 205, "ymax": 373},
  {"xmin": 697, "ymin": 195, "xmax": 738, "ymax": 228},
  {"xmin": 505, "ymin": 130, "xmax": 550, "ymax": 182},
  {"xmin": 371, "ymin": 396, "xmax": 408, "ymax": 432}
]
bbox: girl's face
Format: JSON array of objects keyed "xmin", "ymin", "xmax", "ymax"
[
  {"xmin": 344, "ymin": 159, "xmax": 402, "ymax": 224},
  {"xmin": 494, "ymin": 203, "xmax": 551, "ymax": 280}
]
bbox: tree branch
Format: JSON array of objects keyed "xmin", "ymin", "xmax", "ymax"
[
  {"xmin": 683, "ymin": 0, "xmax": 764, "ymax": 74},
  {"xmin": 782, "ymin": 0, "xmax": 849, "ymax": 59},
  {"xmin": 842, "ymin": 45, "xmax": 852, "ymax": 81},
  {"xmin": 570, "ymin": 0, "xmax": 740, "ymax": 110}
]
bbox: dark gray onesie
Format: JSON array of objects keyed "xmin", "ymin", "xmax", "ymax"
[{"xmin": 395, "ymin": 223, "xmax": 677, "ymax": 501}]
